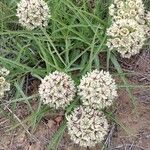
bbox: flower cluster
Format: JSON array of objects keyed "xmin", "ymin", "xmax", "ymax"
[
  {"xmin": 0, "ymin": 67, "xmax": 10, "ymax": 99},
  {"xmin": 107, "ymin": 0, "xmax": 149, "ymax": 58},
  {"xmin": 107, "ymin": 19, "xmax": 146, "ymax": 58},
  {"xmin": 66, "ymin": 70, "xmax": 117, "ymax": 147},
  {"xmin": 78, "ymin": 70, "xmax": 117, "ymax": 109},
  {"xmin": 109, "ymin": 0, "xmax": 145, "ymax": 23},
  {"xmin": 39, "ymin": 71, "xmax": 76, "ymax": 109},
  {"xmin": 66, "ymin": 106, "xmax": 109, "ymax": 147},
  {"xmin": 16, "ymin": 0, "xmax": 50, "ymax": 30},
  {"xmin": 39, "ymin": 70, "xmax": 117, "ymax": 147}
]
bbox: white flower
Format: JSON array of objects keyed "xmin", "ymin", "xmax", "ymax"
[
  {"xmin": 109, "ymin": 0, "xmax": 145, "ymax": 23},
  {"xmin": 0, "ymin": 68, "xmax": 10, "ymax": 99},
  {"xmin": 119, "ymin": 27, "xmax": 130, "ymax": 36},
  {"xmin": 78, "ymin": 70, "xmax": 117, "ymax": 109},
  {"xmin": 107, "ymin": 19, "xmax": 146, "ymax": 58},
  {"xmin": 39, "ymin": 71, "xmax": 76, "ymax": 109},
  {"xmin": 66, "ymin": 106, "xmax": 109, "ymax": 147},
  {"xmin": 107, "ymin": 0, "xmax": 149, "ymax": 58},
  {"xmin": 116, "ymin": 1, "xmax": 124, "ymax": 8},
  {"xmin": 0, "ymin": 67, "xmax": 10, "ymax": 76},
  {"xmin": 16, "ymin": 0, "xmax": 50, "ymax": 30},
  {"xmin": 128, "ymin": 1, "xmax": 136, "ymax": 8}
]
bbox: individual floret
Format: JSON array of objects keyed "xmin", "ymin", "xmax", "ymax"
[
  {"xmin": 16, "ymin": 0, "xmax": 50, "ymax": 30},
  {"xmin": 78, "ymin": 70, "xmax": 117, "ymax": 109},
  {"xmin": 66, "ymin": 106, "xmax": 109, "ymax": 147},
  {"xmin": 107, "ymin": 19, "xmax": 146, "ymax": 58},
  {"xmin": 39, "ymin": 71, "xmax": 76, "ymax": 109},
  {"xmin": 0, "ymin": 67, "xmax": 10, "ymax": 77}
]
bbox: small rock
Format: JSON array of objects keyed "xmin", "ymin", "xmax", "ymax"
[
  {"xmin": 29, "ymin": 142, "xmax": 41, "ymax": 150},
  {"xmin": 16, "ymin": 132, "xmax": 26, "ymax": 144}
]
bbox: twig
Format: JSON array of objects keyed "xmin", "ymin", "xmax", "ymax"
[
  {"xmin": 102, "ymin": 123, "xmax": 116, "ymax": 150},
  {"xmin": 112, "ymin": 144, "xmax": 146, "ymax": 150},
  {"xmin": 128, "ymin": 141, "xmax": 135, "ymax": 150}
]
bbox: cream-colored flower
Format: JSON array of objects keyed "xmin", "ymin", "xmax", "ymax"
[
  {"xmin": 109, "ymin": 0, "xmax": 145, "ymax": 23},
  {"xmin": 117, "ymin": 9, "xmax": 125, "ymax": 16},
  {"xmin": 108, "ymin": 0, "xmax": 148, "ymax": 58},
  {"xmin": 120, "ymin": 37, "xmax": 131, "ymax": 47},
  {"xmin": 116, "ymin": 1, "xmax": 124, "ymax": 8},
  {"xmin": 107, "ymin": 24, "xmax": 119, "ymax": 36},
  {"xmin": 113, "ymin": 15, "xmax": 123, "ymax": 21},
  {"xmin": 128, "ymin": 1, "xmax": 136, "ymax": 8},
  {"xmin": 109, "ymin": 4, "xmax": 115, "ymax": 16},
  {"xmin": 66, "ymin": 106, "xmax": 109, "ymax": 147},
  {"xmin": 107, "ymin": 19, "xmax": 146, "ymax": 58},
  {"xmin": 0, "ymin": 67, "xmax": 10, "ymax": 77},
  {"xmin": 39, "ymin": 71, "xmax": 76, "ymax": 109},
  {"xmin": 16, "ymin": 0, "xmax": 50, "ymax": 30},
  {"xmin": 129, "ymin": 9, "xmax": 138, "ymax": 17},
  {"xmin": 119, "ymin": 27, "xmax": 130, "ymax": 36},
  {"xmin": 78, "ymin": 70, "xmax": 117, "ymax": 109},
  {"xmin": 111, "ymin": 38, "xmax": 121, "ymax": 48},
  {"xmin": 0, "ymin": 77, "xmax": 5, "ymax": 85},
  {"xmin": 0, "ymin": 68, "xmax": 10, "ymax": 99}
]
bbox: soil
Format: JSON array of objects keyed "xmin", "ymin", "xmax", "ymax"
[
  {"xmin": 0, "ymin": 50, "xmax": 150, "ymax": 150},
  {"xmin": 111, "ymin": 50, "xmax": 150, "ymax": 150}
]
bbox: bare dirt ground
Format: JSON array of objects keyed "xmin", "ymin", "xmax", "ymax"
[
  {"xmin": 0, "ymin": 50, "xmax": 150, "ymax": 150},
  {"xmin": 111, "ymin": 49, "xmax": 150, "ymax": 150}
]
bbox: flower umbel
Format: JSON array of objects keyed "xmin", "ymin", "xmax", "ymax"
[
  {"xmin": 78, "ymin": 70, "xmax": 117, "ymax": 109},
  {"xmin": 109, "ymin": 0, "xmax": 145, "ymax": 23},
  {"xmin": 107, "ymin": 19, "xmax": 146, "ymax": 58},
  {"xmin": 66, "ymin": 106, "xmax": 109, "ymax": 147},
  {"xmin": 16, "ymin": 0, "xmax": 50, "ymax": 30},
  {"xmin": 39, "ymin": 71, "xmax": 76, "ymax": 109}
]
